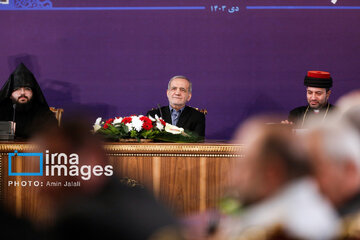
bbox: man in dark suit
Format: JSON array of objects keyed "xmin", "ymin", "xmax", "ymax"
[{"xmin": 146, "ymin": 75, "xmax": 205, "ymax": 137}]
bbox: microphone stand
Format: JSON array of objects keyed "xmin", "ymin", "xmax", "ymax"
[
  {"xmin": 157, "ymin": 104, "xmax": 163, "ymax": 119},
  {"xmin": 11, "ymin": 104, "xmax": 16, "ymax": 135}
]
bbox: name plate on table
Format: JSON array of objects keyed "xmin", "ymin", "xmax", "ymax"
[{"xmin": 0, "ymin": 121, "xmax": 15, "ymax": 140}]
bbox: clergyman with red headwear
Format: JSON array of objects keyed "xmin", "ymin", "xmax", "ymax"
[{"xmin": 282, "ymin": 71, "xmax": 335, "ymax": 128}]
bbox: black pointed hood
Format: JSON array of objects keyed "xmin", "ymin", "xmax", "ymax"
[{"xmin": 0, "ymin": 63, "xmax": 50, "ymax": 107}]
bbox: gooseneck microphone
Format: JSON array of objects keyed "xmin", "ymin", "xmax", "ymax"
[
  {"xmin": 12, "ymin": 104, "xmax": 16, "ymax": 136},
  {"xmin": 12, "ymin": 104, "xmax": 16, "ymax": 122},
  {"xmin": 157, "ymin": 104, "xmax": 163, "ymax": 118}
]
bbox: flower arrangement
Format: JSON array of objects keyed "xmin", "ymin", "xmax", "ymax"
[
  {"xmin": 93, "ymin": 115, "xmax": 166, "ymax": 140},
  {"xmin": 93, "ymin": 114, "xmax": 201, "ymax": 142}
]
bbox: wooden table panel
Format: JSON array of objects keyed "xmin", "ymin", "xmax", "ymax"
[
  {"xmin": 206, "ymin": 157, "xmax": 239, "ymax": 209},
  {"xmin": 160, "ymin": 156, "xmax": 200, "ymax": 215},
  {"xmin": 0, "ymin": 142, "xmax": 245, "ymax": 219},
  {"xmin": 108, "ymin": 155, "xmax": 154, "ymax": 189}
]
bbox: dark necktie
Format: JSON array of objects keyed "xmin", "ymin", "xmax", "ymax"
[{"xmin": 172, "ymin": 110, "xmax": 181, "ymax": 126}]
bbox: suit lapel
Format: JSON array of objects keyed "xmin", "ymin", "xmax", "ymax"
[
  {"xmin": 177, "ymin": 106, "xmax": 190, "ymax": 127},
  {"xmin": 162, "ymin": 106, "xmax": 172, "ymax": 124}
]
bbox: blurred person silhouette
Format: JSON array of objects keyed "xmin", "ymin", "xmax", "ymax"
[
  {"xmin": 0, "ymin": 206, "xmax": 39, "ymax": 240},
  {"xmin": 230, "ymin": 118, "xmax": 309, "ymax": 205},
  {"xmin": 336, "ymin": 89, "xmax": 360, "ymax": 132},
  {"xmin": 32, "ymin": 119, "xmax": 182, "ymax": 240},
  {"xmin": 305, "ymin": 113, "xmax": 360, "ymax": 239},
  {"xmin": 217, "ymin": 116, "xmax": 339, "ymax": 240}
]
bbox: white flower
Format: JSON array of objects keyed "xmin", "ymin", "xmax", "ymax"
[
  {"xmin": 93, "ymin": 125, "xmax": 101, "ymax": 132},
  {"xmin": 93, "ymin": 117, "xmax": 102, "ymax": 132},
  {"xmin": 131, "ymin": 116, "xmax": 143, "ymax": 132},
  {"xmin": 95, "ymin": 117, "xmax": 102, "ymax": 125},
  {"xmin": 113, "ymin": 117, "xmax": 123, "ymax": 125},
  {"xmin": 125, "ymin": 123, "xmax": 133, "ymax": 131},
  {"xmin": 156, "ymin": 121, "xmax": 164, "ymax": 131},
  {"xmin": 155, "ymin": 115, "xmax": 166, "ymax": 123},
  {"xmin": 148, "ymin": 115, "xmax": 155, "ymax": 121},
  {"xmin": 165, "ymin": 123, "xmax": 184, "ymax": 134}
]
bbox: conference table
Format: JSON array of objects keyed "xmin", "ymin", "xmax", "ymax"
[{"xmin": 0, "ymin": 141, "xmax": 245, "ymax": 220}]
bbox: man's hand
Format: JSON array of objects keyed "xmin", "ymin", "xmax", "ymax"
[{"xmin": 281, "ymin": 120, "xmax": 293, "ymax": 124}]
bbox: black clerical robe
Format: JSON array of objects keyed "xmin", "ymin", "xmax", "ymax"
[
  {"xmin": 0, "ymin": 100, "xmax": 56, "ymax": 139},
  {"xmin": 288, "ymin": 103, "xmax": 335, "ymax": 127},
  {"xmin": 0, "ymin": 63, "xmax": 57, "ymax": 139}
]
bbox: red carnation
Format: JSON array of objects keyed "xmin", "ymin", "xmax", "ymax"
[
  {"xmin": 140, "ymin": 116, "xmax": 152, "ymax": 124},
  {"xmin": 159, "ymin": 119, "xmax": 166, "ymax": 126},
  {"xmin": 103, "ymin": 123, "xmax": 109, "ymax": 129},
  {"xmin": 142, "ymin": 122, "xmax": 153, "ymax": 130},
  {"xmin": 106, "ymin": 118, "xmax": 114, "ymax": 124},
  {"xmin": 140, "ymin": 116, "xmax": 148, "ymax": 121},
  {"xmin": 121, "ymin": 117, "xmax": 132, "ymax": 124}
]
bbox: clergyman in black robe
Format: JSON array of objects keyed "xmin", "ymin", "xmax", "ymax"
[
  {"xmin": 285, "ymin": 71, "xmax": 335, "ymax": 128},
  {"xmin": 0, "ymin": 63, "xmax": 57, "ymax": 139}
]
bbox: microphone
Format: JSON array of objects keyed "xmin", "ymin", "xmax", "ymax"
[
  {"xmin": 11, "ymin": 104, "xmax": 16, "ymax": 135},
  {"xmin": 12, "ymin": 104, "xmax": 16, "ymax": 122},
  {"xmin": 157, "ymin": 104, "xmax": 163, "ymax": 118}
]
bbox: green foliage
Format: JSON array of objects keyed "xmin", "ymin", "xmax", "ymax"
[
  {"xmin": 153, "ymin": 130, "xmax": 203, "ymax": 143},
  {"xmin": 219, "ymin": 196, "xmax": 243, "ymax": 216},
  {"xmin": 141, "ymin": 129, "xmax": 160, "ymax": 139}
]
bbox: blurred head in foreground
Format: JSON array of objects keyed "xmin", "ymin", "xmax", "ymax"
[
  {"xmin": 336, "ymin": 89, "xmax": 360, "ymax": 132},
  {"xmin": 231, "ymin": 116, "xmax": 309, "ymax": 205},
  {"xmin": 222, "ymin": 116, "xmax": 339, "ymax": 240},
  {"xmin": 33, "ymin": 119, "xmax": 109, "ymax": 199},
  {"xmin": 306, "ymin": 113, "xmax": 360, "ymax": 212},
  {"xmin": 32, "ymin": 120, "xmax": 182, "ymax": 240}
]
